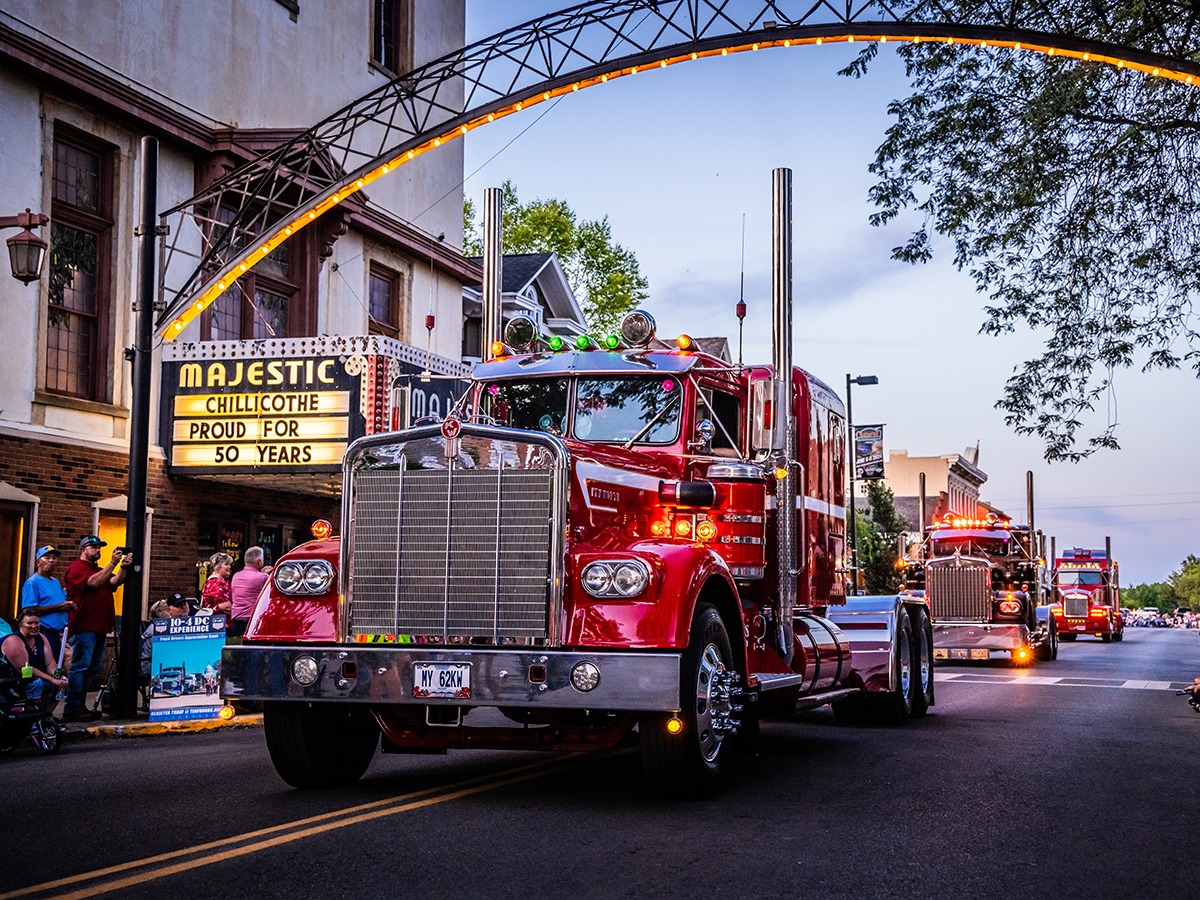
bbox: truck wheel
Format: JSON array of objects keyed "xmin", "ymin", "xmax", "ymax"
[
  {"xmin": 1035, "ymin": 616, "xmax": 1059, "ymax": 661},
  {"xmin": 871, "ymin": 607, "xmax": 915, "ymax": 725},
  {"xmin": 910, "ymin": 607, "xmax": 935, "ymax": 718},
  {"xmin": 1101, "ymin": 632, "xmax": 1113, "ymax": 643},
  {"xmin": 1114, "ymin": 630, "xmax": 1124, "ymax": 642},
  {"xmin": 640, "ymin": 602, "xmax": 738, "ymax": 799},
  {"xmin": 263, "ymin": 702, "xmax": 379, "ymax": 789}
]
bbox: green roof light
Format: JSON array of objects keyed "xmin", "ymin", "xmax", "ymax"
[
  {"xmin": 603, "ymin": 334, "xmax": 620, "ymax": 349},
  {"xmin": 548, "ymin": 335, "xmax": 564, "ymax": 351}
]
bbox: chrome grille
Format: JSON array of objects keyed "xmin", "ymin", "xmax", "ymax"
[
  {"xmin": 349, "ymin": 465, "xmax": 553, "ymax": 642},
  {"xmin": 926, "ymin": 561, "xmax": 992, "ymax": 622},
  {"xmin": 1063, "ymin": 594, "xmax": 1089, "ymax": 617}
]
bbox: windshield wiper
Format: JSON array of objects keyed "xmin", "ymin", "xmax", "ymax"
[{"xmin": 622, "ymin": 394, "xmax": 682, "ymax": 450}]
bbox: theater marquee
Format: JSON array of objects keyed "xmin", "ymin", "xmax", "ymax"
[
  {"xmin": 162, "ymin": 356, "xmax": 359, "ymax": 473},
  {"xmin": 160, "ymin": 337, "xmax": 472, "ymax": 477}
]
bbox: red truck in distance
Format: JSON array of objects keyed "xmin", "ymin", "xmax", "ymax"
[
  {"xmin": 1051, "ymin": 544, "xmax": 1123, "ymax": 643},
  {"xmin": 222, "ymin": 171, "xmax": 933, "ymax": 799}
]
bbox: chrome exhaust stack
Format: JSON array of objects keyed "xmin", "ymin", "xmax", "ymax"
[
  {"xmin": 481, "ymin": 186, "xmax": 504, "ymax": 358},
  {"xmin": 772, "ymin": 167, "xmax": 796, "ymax": 663}
]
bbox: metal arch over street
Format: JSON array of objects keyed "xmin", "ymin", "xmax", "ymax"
[{"xmin": 156, "ymin": 0, "xmax": 1200, "ymax": 340}]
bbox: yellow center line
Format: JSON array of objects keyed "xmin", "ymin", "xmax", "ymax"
[{"xmin": 4, "ymin": 751, "xmax": 614, "ymax": 900}]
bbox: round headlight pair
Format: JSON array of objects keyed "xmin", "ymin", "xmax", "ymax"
[
  {"xmin": 998, "ymin": 599, "xmax": 1022, "ymax": 616},
  {"xmin": 581, "ymin": 560, "xmax": 649, "ymax": 598},
  {"xmin": 274, "ymin": 560, "xmax": 336, "ymax": 595}
]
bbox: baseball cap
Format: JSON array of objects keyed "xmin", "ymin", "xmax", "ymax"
[
  {"xmin": 165, "ymin": 592, "xmax": 191, "ymax": 608},
  {"xmin": 79, "ymin": 535, "xmax": 107, "ymax": 549},
  {"xmin": 35, "ymin": 545, "xmax": 61, "ymax": 560}
]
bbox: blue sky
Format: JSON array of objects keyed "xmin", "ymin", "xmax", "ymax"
[{"xmin": 459, "ymin": 2, "xmax": 1200, "ymax": 585}]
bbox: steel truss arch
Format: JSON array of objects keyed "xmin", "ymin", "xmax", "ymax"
[{"xmin": 158, "ymin": 0, "xmax": 1200, "ymax": 339}]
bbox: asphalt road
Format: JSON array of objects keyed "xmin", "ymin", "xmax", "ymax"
[{"xmin": 2, "ymin": 628, "xmax": 1196, "ymax": 900}]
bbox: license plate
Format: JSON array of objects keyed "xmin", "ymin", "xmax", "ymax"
[
  {"xmin": 933, "ymin": 649, "xmax": 949, "ymax": 660},
  {"xmin": 413, "ymin": 663, "xmax": 471, "ymax": 699},
  {"xmin": 970, "ymin": 649, "xmax": 990, "ymax": 660}
]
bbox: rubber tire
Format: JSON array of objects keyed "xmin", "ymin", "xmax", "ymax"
[
  {"xmin": 910, "ymin": 607, "xmax": 935, "ymax": 718},
  {"xmin": 263, "ymin": 702, "xmax": 379, "ymax": 789},
  {"xmin": 1114, "ymin": 631, "xmax": 1124, "ymax": 642},
  {"xmin": 1101, "ymin": 632, "xmax": 1113, "ymax": 643},
  {"xmin": 871, "ymin": 607, "xmax": 915, "ymax": 726},
  {"xmin": 1060, "ymin": 633, "xmax": 1077, "ymax": 642},
  {"xmin": 640, "ymin": 602, "xmax": 735, "ymax": 800},
  {"xmin": 1035, "ymin": 616, "xmax": 1059, "ymax": 662}
]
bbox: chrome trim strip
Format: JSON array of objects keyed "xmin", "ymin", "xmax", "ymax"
[{"xmin": 222, "ymin": 645, "xmax": 681, "ymax": 711}]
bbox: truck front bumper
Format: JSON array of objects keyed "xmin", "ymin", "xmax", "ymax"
[
  {"xmin": 221, "ymin": 644, "xmax": 682, "ymax": 712},
  {"xmin": 932, "ymin": 622, "xmax": 1032, "ymax": 659}
]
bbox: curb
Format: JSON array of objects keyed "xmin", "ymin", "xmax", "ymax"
[{"xmin": 63, "ymin": 713, "xmax": 263, "ymax": 741}]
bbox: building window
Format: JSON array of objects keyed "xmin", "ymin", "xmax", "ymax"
[
  {"xmin": 371, "ymin": 0, "xmax": 412, "ymax": 74},
  {"xmin": 204, "ymin": 211, "xmax": 309, "ymax": 340},
  {"xmin": 46, "ymin": 130, "xmax": 114, "ymax": 401},
  {"xmin": 368, "ymin": 263, "xmax": 402, "ymax": 338}
]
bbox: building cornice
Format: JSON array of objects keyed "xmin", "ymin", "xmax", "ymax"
[{"xmin": 0, "ymin": 21, "xmax": 217, "ymax": 151}]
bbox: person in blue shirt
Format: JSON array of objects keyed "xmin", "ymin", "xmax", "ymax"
[{"xmin": 20, "ymin": 545, "xmax": 74, "ymax": 662}]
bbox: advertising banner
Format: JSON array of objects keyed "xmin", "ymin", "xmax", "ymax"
[
  {"xmin": 854, "ymin": 424, "xmax": 885, "ymax": 481},
  {"xmin": 148, "ymin": 615, "xmax": 227, "ymax": 722}
]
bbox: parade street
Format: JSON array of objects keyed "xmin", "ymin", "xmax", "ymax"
[{"xmin": 2, "ymin": 627, "xmax": 1194, "ymax": 900}]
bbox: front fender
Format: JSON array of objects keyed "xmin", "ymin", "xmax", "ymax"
[
  {"xmin": 245, "ymin": 539, "xmax": 340, "ymax": 642},
  {"xmin": 565, "ymin": 541, "xmax": 738, "ymax": 649}
]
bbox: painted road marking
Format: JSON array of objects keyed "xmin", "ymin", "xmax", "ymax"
[
  {"xmin": 2, "ymin": 751, "xmax": 626, "ymax": 900},
  {"xmin": 939, "ymin": 673, "xmax": 1186, "ymax": 691}
]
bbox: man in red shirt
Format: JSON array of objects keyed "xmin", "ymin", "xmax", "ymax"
[{"xmin": 63, "ymin": 536, "xmax": 133, "ymax": 722}]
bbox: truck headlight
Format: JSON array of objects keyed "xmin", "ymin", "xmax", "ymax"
[
  {"xmin": 274, "ymin": 560, "xmax": 336, "ymax": 595},
  {"xmin": 291, "ymin": 655, "xmax": 319, "ymax": 686},
  {"xmin": 998, "ymin": 599, "xmax": 1022, "ymax": 616},
  {"xmin": 581, "ymin": 560, "xmax": 649, "ymax": 597}
]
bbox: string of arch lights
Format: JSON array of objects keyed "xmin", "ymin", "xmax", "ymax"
[{"xmin": 157, "ymin": 1, "xmax": 1200, "ymax": 341}]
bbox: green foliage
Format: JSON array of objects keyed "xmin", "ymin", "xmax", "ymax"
[
  {"xmin": 840, "ymin": 3, "xmax": 1200, "ymax": 461},
  {"xmin": 1122, "ymin": 581, "xmax": 1175, "ymax": 609},
  {"xmin": 464, "ymin": 181, "xmax": 649, "ymax": 333},
  {"xmin": 856, "ymin": 481, "xmax": 911, "ymax": 595},
  {"xmin": 1168, "ymin": 554, "xmax": 1200, "ymax": 608}
]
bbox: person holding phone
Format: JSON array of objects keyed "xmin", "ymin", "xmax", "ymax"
[{"xmin": 63, "ymin": 536, "xmax": 132, "ymax": 722}]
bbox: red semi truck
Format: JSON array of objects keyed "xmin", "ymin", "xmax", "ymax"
[
  {"xmin": 1051, "ymin": 541, "xmax": 1123, "ymax": 643},
  {"xmin": 898, "ymin": 474, "xmax": 1058, "ymax": 666},
  {"xmin": 222, "ymin": 172, "xmax": 932, "ymax": 798}
]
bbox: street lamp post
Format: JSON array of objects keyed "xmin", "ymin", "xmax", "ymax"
[{"xmin": 845, "ymin": 373, "xmax": 878, "ymax": 595}]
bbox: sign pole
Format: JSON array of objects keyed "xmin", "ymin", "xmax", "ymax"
[{"xmin": 118, "ymin": 136, "xmax": 158, "ymax": 718}]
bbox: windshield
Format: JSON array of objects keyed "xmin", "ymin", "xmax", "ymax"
[
  {"xmin": 930, "ymin": 535, "xmax": 1012, "ymax": 557},
  {"xmin": 1058, "ymin": 570, "xmax": 1103, "ymax": 587},
  {"xmin": 483, "ymin": 379, "xmax": 570, "ymax": 434},
  {"xmin": 573, "ymin": 377, "xmax": 682, "ymax": 443}
]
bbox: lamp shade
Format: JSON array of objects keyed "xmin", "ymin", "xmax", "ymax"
[{"xmin": 7, "ymin": 228, "xmax": 48, "ymax": 284}]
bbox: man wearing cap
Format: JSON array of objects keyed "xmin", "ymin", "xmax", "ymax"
[
  {"xmin": 19, "ymin": 545, "xmax": 74, "ymax": 662},
  {"xmin": 63, "ymin": 536, "xmax": 133, "ymax": 722}
]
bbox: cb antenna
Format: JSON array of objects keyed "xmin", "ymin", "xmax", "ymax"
[{"xmin": 736, "ymin": 213, "xmax": 747, "ymax": 366}]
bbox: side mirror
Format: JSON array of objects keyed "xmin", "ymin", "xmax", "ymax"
[
  {"xmin": 689, "ymin": 418, "xmax": 715, "ymax": 454},
  {"xmin": 750, "ymin": 379, "xmax": 774, "ymax": 453}
]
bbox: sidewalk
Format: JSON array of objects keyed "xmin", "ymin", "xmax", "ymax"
[{"xmin": 61, "ymin": 711, "xmax": 262, "ymax": 741}]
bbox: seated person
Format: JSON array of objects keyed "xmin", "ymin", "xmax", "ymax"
[
  {"xmin": 140, "ymin": 593, "xmax": 192, "ymax": 677},
  {"xmin": 0, "ymin": 611, "xmax": 68, "ymax": 713}
]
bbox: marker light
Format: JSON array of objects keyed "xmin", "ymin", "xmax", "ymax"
[
  {"xmin": 676, "ymin": 334, "xmax": 695, "ymax": 351},
  {"xmin": 548, "ymin": 335, "xmax": 565, "ymax": 351},
  {"xmin": 774, "ymin": 467, "xmax": 788, "ymax": 480},
  {"xmin": 291, "ymin": 655, "xmax": 319, "ymax": 686},
  {"xmin": 570, "ymin": 661, "xmax": 601, "ymax": 692},
  {"xmin": 311, "ymin": 519, "xmax": 333, "ymax": 540},
  {"xmin": 575, "ymin": 335, "xmax": 596, "ymax": 351},
  {"xmin": 603, "ymin": 334, "xmax": 620, "ymax": 349},
  {"xmin": 490, "ymin": 340, "xmax": 508, "ymax": 358},
  {"xmin": 696, "ymin": 520, "xmax": 717, "ymax": 542},
  {"xmin": 650, "ymin": 520, "xmax": 669, "ymax": 537},
  {"xmin": 219, "ymin": 704, "xmax": 236, "ymax": 720},
  {"xmin": 674, "ymin": 519, "xmax": 692, "ymax": 538},
  {"xmin": 666, "ymin": 716, "xmax": 684, "ymax": 735}
]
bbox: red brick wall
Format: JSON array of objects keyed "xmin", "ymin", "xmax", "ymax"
[{"xmin": 0, "ymin": 434, "xmax": 339, "ymax": 603}]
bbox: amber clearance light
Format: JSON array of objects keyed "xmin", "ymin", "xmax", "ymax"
[{"xmin": 311, "ymin": 519, "xmax": 333, "ymax": 540}]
